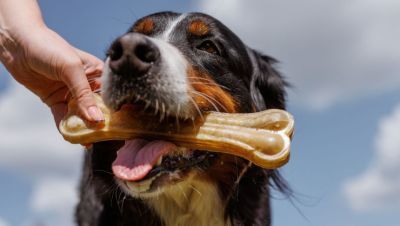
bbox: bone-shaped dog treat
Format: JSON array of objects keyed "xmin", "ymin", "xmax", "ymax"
[{"xmin": 59, "ymin": 94, "xmax": 294, "ymax": 169}]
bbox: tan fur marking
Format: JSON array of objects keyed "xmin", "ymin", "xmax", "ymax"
[
  {"xmin": 188, "ymin": 20, "xmax": 209, "ymax": 36},
  {"xmin": 134, "ymin": 18, "xmax": 154, "ymax": 34},
  {"xmin": 146, "ymin": 174, "xmax": 232, "ymax": 226},
  {"xmin": 187, "ymin": 67, "xmax": 237, "ymax": 113}
]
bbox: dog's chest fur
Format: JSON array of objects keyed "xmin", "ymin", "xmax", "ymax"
[{"xmin": 146, "ymin": 177, "xmax": 232, "ymax": 226}]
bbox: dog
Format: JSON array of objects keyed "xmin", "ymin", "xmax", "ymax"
[{"xmin": 76, "ymin": 12, "xmax": 289, "ymax": 226}]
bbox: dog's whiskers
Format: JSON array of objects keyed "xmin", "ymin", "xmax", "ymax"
[
  {"xmin": 175, "ymin": 103, "xmax": 181, "ymax": 131},
  {"xmin": 159, "ymin": 102, "xmax": 166, "ymax": 122},
  {"xmin": 189, "ymin": 184, "xmax": 202, "ymax": 197},
  {"xmin": 188, "ymin": 76, "xmax": 231, "ymax": 91},
  {"xmin": 120, "ymin": 193, "xmax": 128, "ymax": 212},
  {"xmin": 154, "ymin": 99, "xmax": 159, "ymax": 116},
  {"xmin": 110, "ymin": 184, "xmax": 119, "ymax": 210},
  {"xmin": 189, "ymin": 81, "xmax": 231, "ymax": 92},
  {"xmin": 144, "ymin": 100, "xmax": 151, "ymax": 110},
  {"xmin": 93, "ymin": 169, "xmax": 114, "ymax": 175},
  {"xmin": 192, "ymin": 90, "xmax": 230, "ymax": 113},
  {"xmin": 116, "ymin": 189, "xmax": 127, "ymax": 213},
  {"xmin": 190, "ymin": 90, "xmax": 223, "ymax": 113},
  {"xmin": 188, "ymin": 96, "xmax": 204, "ymax": 121},
  {"xmin": 201, "ymin": 92, "xmax": 230, "ymax": 113},
  {"xmin": 178, "ymin": 184, "xmax": 189, "ymax": 202}
]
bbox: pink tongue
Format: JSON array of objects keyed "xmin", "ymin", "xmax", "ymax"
[{"xmin": 112, "ymin": 139, "xmax": 177, "ymax": 181}]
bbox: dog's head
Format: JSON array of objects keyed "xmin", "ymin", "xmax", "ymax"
[{"xmin": 99, "ymin": 12, "xmax": 286, "ymax": 199}]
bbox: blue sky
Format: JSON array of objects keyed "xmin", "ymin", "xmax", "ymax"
[{"xmin": 1, "ymin": 1, "xmax": 400, "ymax": 226}]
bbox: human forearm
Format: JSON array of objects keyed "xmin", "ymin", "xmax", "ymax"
[
  {"xmin": 0, "ymin": 0, "xmax": 46, "ymax": 35},
  {"xmin": 0, "ymin": 0, "xmax": 47, "ymax": 64}
]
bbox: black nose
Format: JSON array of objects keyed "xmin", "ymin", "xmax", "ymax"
[{"xmin": 108, "ymin": 33, "xmax": 160, "ymax": 76}]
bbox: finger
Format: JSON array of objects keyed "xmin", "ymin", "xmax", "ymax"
[
  {"xmin": 82, "ymin": 143, "xmax": 93, "ymax": 149},
  {"xmin": 86, "ymin": 67, "xmax": 102, "ymax": 79},
  {"xmin": 74, "ymin": 48, "xmax": 104, "ymax": 77},
  {"xmin": 60, "ymin": 59, "xmax": 104, "ymax": 123},
  {"xmin": 88, "ymin": 77, "xmax": 102, "ymax": 93},
  {"xmin": 44, "ymin": 85, "xmax": 70, "ymax": 106}
]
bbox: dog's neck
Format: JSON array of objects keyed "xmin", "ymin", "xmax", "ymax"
[{"xmin": 146, "ymin": 177, "xmax": 232, "ymax": 226}]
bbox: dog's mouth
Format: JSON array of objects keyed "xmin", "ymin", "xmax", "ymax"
[
  {"xmin": 112, "ymin": 139, "xmax": 217, "ymax": 195},
  {"xmin": 109, "ymin": 101, "xmax": 217, "ymax": 195}
]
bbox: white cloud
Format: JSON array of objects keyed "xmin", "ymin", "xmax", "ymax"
[
  {"xmin": 31, "ymin": 178, "xmax": 78, "ymax": 214},
  {"xmin": 0, "ymin": 65, "xmax": 10, "ymax": 91},
  {"xmin": 0, "ymin": 217, "xmax": 10, "ymax": 226},
  {"xmin": 0, "ymin": 72, "xmax": 83, "ymax": 225},
  {"xmin": 0, "ymin": 79, "xmax": 82, "ymax": 177},
  {"xmin": 344, "ymin": 105, "xmax": 400, "ymax": 211},
  {"xmin": 29, "ymin": 177, "xmax": 78, "ymax": 226},
  {"xmin": 198, "ymin": 0, "xmax": 400, "ymax": 110}
]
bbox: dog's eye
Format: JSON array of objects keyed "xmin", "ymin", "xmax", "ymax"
[{"xmin": 196, "ymin": 40, "xmax": 219, "ymax": 55}]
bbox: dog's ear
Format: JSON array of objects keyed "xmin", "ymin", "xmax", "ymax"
[{"xmin": 249, "ymin": 50, "xmax": 287, "ymax": 111}]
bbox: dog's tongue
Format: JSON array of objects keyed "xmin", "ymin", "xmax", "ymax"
[{"xmin": 112, "ymin": 139, "xmax": 176, "ymax": 181}]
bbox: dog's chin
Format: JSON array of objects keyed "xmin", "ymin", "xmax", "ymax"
[{"xmin": 115, "ymin": 148, "xmax": 218, "ymax": 199}]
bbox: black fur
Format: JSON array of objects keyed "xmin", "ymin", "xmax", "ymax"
[{"xmin": 76, "ymin": 12, "xmax": 289, "ymax": 226}]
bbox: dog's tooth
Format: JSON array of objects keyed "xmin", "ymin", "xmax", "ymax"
[
  {"xmin": 156, "ymin": 156, "xmax": 163, "ymax": 166},
  {"xmin": 127, "ymin": 178, "xmax": 153, "ymax": 193},
  {"xmin": 159, "ymin": 112, "xmax": 165, "ymax": 122},
  {"xmin": 153, "ymin": 100, "xmax": 159, "ymax": 115},
  {"xmin": 144, "ymin": 101, "xmax": 151, "ymax": 110},
  {"xmin": 176, "ymin": 147, "xmax": 187, "ymax": 155}
]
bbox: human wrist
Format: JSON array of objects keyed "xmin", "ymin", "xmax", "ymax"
[{"xmin": 0, "ymin": 0, "xmax": 46, "ymax": 46}]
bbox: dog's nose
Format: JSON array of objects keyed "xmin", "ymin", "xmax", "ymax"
[{"xmin": 108, "ymin": 33, "xmax": 159, "ymax": 76}]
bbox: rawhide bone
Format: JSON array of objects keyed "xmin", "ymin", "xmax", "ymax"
[{"xmin": 59, "ymin": 94, "xmax": 294, "ymax": 169}]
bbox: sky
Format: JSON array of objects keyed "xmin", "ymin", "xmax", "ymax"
[{"xmin": 0, "ymin": 0, "xmax": 399, "ymax": 226}]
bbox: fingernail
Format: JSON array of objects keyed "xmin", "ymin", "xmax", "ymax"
[
  {"xmin": 88, "ymin": 106, "xmax": 104, "ymax": 122},
  {"xmin": 83, "ymin": 143, "xmax": 93, "ymax": 149}
]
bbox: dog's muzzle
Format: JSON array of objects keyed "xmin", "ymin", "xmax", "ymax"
[{"xmin": 108, "ymin": 33, "xmax": 160, "ymax": 78}]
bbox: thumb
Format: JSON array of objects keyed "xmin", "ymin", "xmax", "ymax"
[{"xmin": 60, "ymin": 59, "xmax": 104, "ymax": 122}]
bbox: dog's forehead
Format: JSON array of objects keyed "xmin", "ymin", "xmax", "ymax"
[
  {"xmin": 132, "ymin": 12, "xmax": 216, "ymax": 40},
  {"xmin": 160, "ymin": 13, "xmax": 188, "ymax": 41}
]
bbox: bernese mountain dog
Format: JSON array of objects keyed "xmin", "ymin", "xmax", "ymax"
[{"xmin": 76, "ymin": 12, "xmax": 289, "ymax": 226}]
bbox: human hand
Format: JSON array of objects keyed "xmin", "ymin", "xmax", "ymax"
[{"xmin": 0, "ymin": 25, "xmax": 104, "ymax": 126}]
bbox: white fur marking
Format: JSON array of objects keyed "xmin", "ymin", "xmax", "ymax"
[
  {"xmin": 149, "ymin": 37, "xmax": 192, "ymax": 117},
  {"xmin": 100, "ymin": 58, "xmax": 112, "ymax": 101},
  {"xmin": 162, "ymin": 14, "xmax": 187, "ymax": 41}
]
